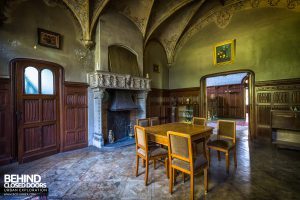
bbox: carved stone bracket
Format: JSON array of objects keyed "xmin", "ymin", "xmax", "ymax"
[{"xmin": 88, "ymin": 71, "xmax": 151, "ymax": 91}]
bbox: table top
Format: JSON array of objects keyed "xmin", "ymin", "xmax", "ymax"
[{"xmin": 145, "ymin": 122, "xmax": 213, "ymax": 137}]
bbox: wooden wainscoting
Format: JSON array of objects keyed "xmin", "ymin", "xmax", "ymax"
[
  {"xmin": 255, "ymin": 78, "xmax": 300, "ymax": 138},
  {"xmin": 63, "ymin": 82, "xmax": 89, "ymax": 151},
  {"xmin": 207, "ymin": 84, "xmax": 245, "ymax": 119},
  {"xmin": 147, "ymin": 88, "xmax": 170, "ymax": 124},
  {"xmin": 0, "ymin": 78, "xmax": 13, "ymax": 165},
  {"xmin": 147, "ymin": 87, "xmax": 200, "ymax": 123}
]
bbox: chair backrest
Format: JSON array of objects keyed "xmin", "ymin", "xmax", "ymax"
[
  {"xmin": 167, "ymin": 131, "xmax": 193, "ymax": 170},
  {"xmin": 150, "ymin": 117, "xmax": 160, "ymax": 126},
  {"xmin": 217, "ymin": 120, "xmax": 236, "ymax": 143},
  {"xmin": 192, "ymin": 117, "xmax": 206, "ymax": 126},
  {"xmin": 134, "ymin": 125, "xmax": 148, "ymax": 152},
  {"xmin": 136, "ymin": 118, "xmax": 150, "ymax": 127}
]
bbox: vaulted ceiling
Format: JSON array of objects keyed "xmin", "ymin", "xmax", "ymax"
[{"xmin": 1, "ymin": 0, "xmax": 300, "ymax": 64}]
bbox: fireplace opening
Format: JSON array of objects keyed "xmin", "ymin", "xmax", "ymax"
[
  {"xmin": 106, "ymin": 89, "xmax": 138, "ymax": 144},
  {"xmin": 107, "ymin": 110, "xmax": 130, "ymax": 141}
]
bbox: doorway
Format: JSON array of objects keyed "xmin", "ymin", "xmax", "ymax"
[
  {"xmin": 11, "ymin": 58, "xmax": 63, "ymax": 163},
  {"xmin": 200, "ymin": 70, "xmax": 255, "ymax": 140}
]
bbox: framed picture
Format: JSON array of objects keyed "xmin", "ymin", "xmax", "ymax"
[
  {"xmin": 213, "ymin": 39, "xmax": 236, "ymax": 65},
  {"xmin": 153, "ymin": 64, "xmax": 160, "ymax": 73},
  {"xmin": 38, "ymin": 28, "xmax": 61, "ymax": 49}
]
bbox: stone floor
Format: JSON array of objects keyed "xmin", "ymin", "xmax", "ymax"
[{"xmin": 1, "ymin": 127, "xmax": 300, "ymax": 200}]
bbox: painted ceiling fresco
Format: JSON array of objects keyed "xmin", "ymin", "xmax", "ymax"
[{"xmin": 1, "ymin": 0, "xmax": 300, "ymax": 64}]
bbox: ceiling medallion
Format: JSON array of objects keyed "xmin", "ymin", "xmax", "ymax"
[
  {"xmin": 215, "ymin": 9, "xmax": 232, "ymax": 29},
  {"xmin": 287, "ymin": 0, "xmax": 298, "ymax": 9},
  {"xmin": 268, "ymin": 0, "xmax": 280, "ymax": 6},
  {"xmin": 251, "ymin": 0, "xmax": 260, "ymax": 8}
]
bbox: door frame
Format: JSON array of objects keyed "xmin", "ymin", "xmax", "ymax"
[
  {"xmin": 199, "ymin": 69, "xmax": 256, "ymax": 140},
  {"xmin": 10, "ymin": 58, "xmax": 64, "ymax": 162}
]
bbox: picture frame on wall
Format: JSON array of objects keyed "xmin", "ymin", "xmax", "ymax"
[
  {"xmin": 153, "ymin": 64, "xmax": 160, "ymax": 73},
  {"xmin": 213, "ymin": 39, "xmax": 236, "ymax": 65},
  {"xmin": 38, "ymin": 28, "xmax": 61, "ymax": 49}
]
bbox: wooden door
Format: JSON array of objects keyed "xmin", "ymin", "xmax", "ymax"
[{"xmin": 13, "ymin": 59, "xmax": 62, "ymax": 163}]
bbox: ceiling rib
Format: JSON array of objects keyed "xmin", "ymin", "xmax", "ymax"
[{"xmin": 144, "ymin": 0, "xmax": 193, "ymax": 44}]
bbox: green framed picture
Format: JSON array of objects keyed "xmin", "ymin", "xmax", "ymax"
[{"xmin": 213, "ymin": 39, "xmax": 236, "ymax": 65}]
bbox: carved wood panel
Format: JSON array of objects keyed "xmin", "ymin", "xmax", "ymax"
[
  {"xmin": 255, "ymin": 79, "xmax": 300, "ymax": 138},
  {"xmin": 0, "ymin": 78, "xmax": 12, "ymax": 165},
  {"xmin": 63, "ymin": 82, "xmax": 88, "ymax": 151},
  {"xmin": 207, "ymin": 84, "xmax": 245, "ymax": 119}
]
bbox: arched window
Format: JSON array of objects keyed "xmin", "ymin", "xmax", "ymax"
[
  {"xmin": 24, "ymin": 67, "xmax": 39, "ymax": 94},
  {"xmin": 24, "ymin": 67, "xmax": 54, "ymax": 95},
  {"xmin": 41, "ymin": 69, "xmax": 54, "ymax": 94}
]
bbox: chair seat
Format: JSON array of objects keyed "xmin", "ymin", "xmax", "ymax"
[
  {"xmin": 207, "ymin": 139, "xmax": 234, "ymax": 150},
  {"xmin": 138, "ymin": 146, "xmax": 168, "ymax": 158},
  {"xmin": 172, "ymin": 155, "xmax": 207, "ymax": 171}
]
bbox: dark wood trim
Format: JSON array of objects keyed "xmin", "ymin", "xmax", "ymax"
[
  {"xmin": 64, "ymin": 81, "xmax": 89, "ymax": 87},
  {"xmin": 255, "ymin": 78, "xmax": 300, "ymax": 86},
  {"xmin": 169, "ymin": 87, "xmax": 200, "ymax": 93}
]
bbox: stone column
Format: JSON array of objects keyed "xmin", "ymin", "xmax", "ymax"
[
  {"xmin": 136, "ymin": 91, "xmax": 148, "ymax": 120},
  {"xmin": 93, "ymin": 88, "xmax": 105, "ymax": 148}
]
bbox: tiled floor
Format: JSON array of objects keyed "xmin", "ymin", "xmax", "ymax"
[{"xmin": 1, "ymin": 128, "xmax": 300, "ymax": 200}]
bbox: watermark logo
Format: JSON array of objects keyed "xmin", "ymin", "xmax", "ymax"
[{"xmin": 1, "ymin": 174, "xmax": 48, "ymax": 196}]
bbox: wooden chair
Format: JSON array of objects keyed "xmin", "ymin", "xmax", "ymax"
[
  {"xmin": 167, "ymin": 131, "xmax": 208, "ymax": 200},
  {"xmin": 150, "ymin": 117, "xmax": 160, "ymax": 126},
  {"xmin": 134, "ymin": 125, "xmax": 169, "ymax": 186},
  {"xmin": 136, "ymin": 118, "xmax": 150, "ymax": 127},
  {"xmin": 192, "ymin": 117, "xmax": 207, "ymax": 126},
  {"xmin": 207, "ymin": 120, "xmax": 237, "ymax": 173},
  {"xmin": 192, "ymin": 117, "xmax": 208, "ymax": 158}
]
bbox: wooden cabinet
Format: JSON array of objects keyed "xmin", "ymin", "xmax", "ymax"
[
  {"xmin": 271, "ymin": 110, "xmax": 300, "ymax": 149},
  {"xmin": 176, "ymin": 104, "xmax": 199, "ymax": 123},
  {"xmin": 255, "ymin": 79, "xmax": 300, "ymax": 138}
]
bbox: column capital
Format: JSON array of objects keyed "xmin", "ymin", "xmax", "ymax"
[{"xmin": 93, "ymin": 88, "xmax": 106, "ymax": 99}]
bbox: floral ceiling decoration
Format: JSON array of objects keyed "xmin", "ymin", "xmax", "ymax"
[{"xmin": 1, "ymin": 0, "xmax": 300, "ymax": 63}]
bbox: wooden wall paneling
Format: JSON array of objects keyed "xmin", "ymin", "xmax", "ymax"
[
  {"xmin": 63, "ymin": 82, "xmax": 88, "ymax": 151},
  {"xmin": 255, "ymin": 78, "xmax": 300, "ymax": 138},
  {"xmin": 207, "ymin": 84, "xmax": 245, "ymax": 119},
  {"xmin": 0, "ymin": 78, "xmax": 12, "ymax": 165}
]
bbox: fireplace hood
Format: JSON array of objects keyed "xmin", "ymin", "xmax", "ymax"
[{"xmin": 110, "ymin": 90, "xmax": 139, "ymax": 111}]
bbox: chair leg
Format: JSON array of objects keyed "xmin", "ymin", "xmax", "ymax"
[
  {"xmin": 183, "ymin": 172, "xmax": 185, "ymax": 183},
  {"xmin": 142, "ymin": 159, "xmax": 145, "ymax": 168},
  {"xmin": 217, "ymin": 151, "xmax": 221, "ymax": 161},
  {"xmin": 204, "ymin": 167, "xmax": 208, "ymax": 194},
  {"xmin": 169, "ymin": 167, "xmax": 173, "ymax": 194},
  {"xmin": 234, "ymin": 147, "xmax": 237, "ymax": 168},
  {"xmin": 145, "ymin": 159, "xmax": 149, "ymax": 186},
  {"xmin": 172, "ymin": 168, "xmax": 176, "ymax": 185},
  {"xmin": 165, "ymin": 158, "xmax": 169, "ymax": 178},
  {"xmin": 190, "ymin": 173, "xmax": 194, "ymax": 200},
  {"xmin": 153, "ymin": 160, "xmax": 156, "ymax": 169},
  {"xmin": 225, "ymin": 152, "xmax": 229, "ymax": 174},
  {"xmin": 208, "ymin": 148, "xmax": 211, "ymax": 167},
  {"xmin": 135, "ymin": 155, "xmax": 139, "ymax": 177}
]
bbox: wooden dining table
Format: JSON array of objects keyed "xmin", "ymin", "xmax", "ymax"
[{"xmin": 144, "ymin": 122, "xmax": 214, "ymax": 146}]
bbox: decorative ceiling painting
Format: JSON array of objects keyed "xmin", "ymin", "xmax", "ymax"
[{"xmin": 1, "ymin": 0, "xmax": 299, "ymax": 64}]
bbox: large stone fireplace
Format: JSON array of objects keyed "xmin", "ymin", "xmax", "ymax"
[{"xmin": 88, "ymin": 71, "xmax": 151, "ymax": 148}]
